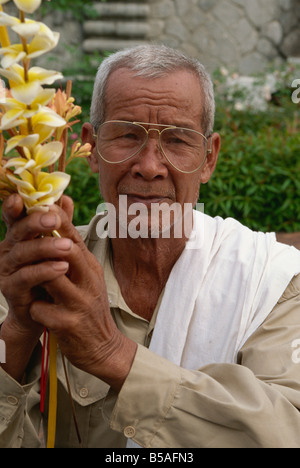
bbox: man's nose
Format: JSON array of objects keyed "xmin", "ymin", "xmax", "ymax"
[{"xmin": 130, "ymin": 132, "xmax": 168, "ymax": 180}]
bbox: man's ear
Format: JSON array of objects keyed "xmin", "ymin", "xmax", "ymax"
[
  {"xmin": 81, "ymin": 122, "xmax": 99, "ymax": 174},
  {"xmin": 199, "ymin": 133, "xmax": 221, "ymax": 184}
]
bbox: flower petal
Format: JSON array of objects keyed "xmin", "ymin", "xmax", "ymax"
[
  {"xmin": 13, "ymin": 0, "xmax": 41, "ymax": 14},
  {"xmin": 0, "ymin": 63, "xmax": 24, "ymax": 85},
  {"xmin": 0, "ymin": 107, "xmax": 26, "ymax": 130},
  {"xmin": 27, "ymin": 31, "xmax": 60, "ymax": 59},
  {"xmin": 12, "ymin": 20, "xmax": 40, "ymax": 39},
  {"xmin": 5, "ymin": 157, "xmax": 36, "ymax": 175},
  {"xmin": 31, "ymin": 124, "xmax": 55, "ymax": 144},
  {"xmin": 11, "ymin": 80, "xmax": 43, "ymax": 105},
  {"xmin": 7, "ymin": 171, "xmax": 34, "ymax": 191},
  {"xmin": 31, "ymin": 106, "xmax": 66, "ymax": 128},
  {"xmin": 5, "ymin": 133, "xmax": 39, "ymax": 153},
  {"xmin": 32, "ymin": 88, "xmax": 55, "ymax": 107},
  {"xmin": 37, "ymin": 171, "xmax": 70, "ymax": 197},
  {"xmin": 28, "ymin": 67, "xmax": 63, "ymax": 85},
  {"xmin": 0, "ymin": 46, "xmax": 26, "ymax": 68},
  {"xmin": 0, "ymin": 12, "xmax": 19, "ymax": 27},
  {"xmin": 34, "ymin": 141, "xmax": 63, "ymax": 169}
]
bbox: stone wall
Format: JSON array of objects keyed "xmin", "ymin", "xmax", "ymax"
[
  {"xmin": 146, "ymin": 0, "xmax": 300, "ymax": 73},
  {"xmin": 45, "ymin": 0, "xmax": 300, "ymax": 74}
]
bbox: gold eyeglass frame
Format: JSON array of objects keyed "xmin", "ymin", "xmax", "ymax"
[{"xmin": 93, "ymin": 120, "xmax": 212, "ymax": 174}]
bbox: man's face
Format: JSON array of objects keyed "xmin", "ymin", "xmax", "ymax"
[{"xmin": 89, "ymin": 68, "xmax": 220, "ymax": 237}]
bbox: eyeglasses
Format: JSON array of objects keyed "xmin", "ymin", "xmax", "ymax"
[{"xmin": 94, "ymin": 120, "xmax": 212, "ymax": 174}]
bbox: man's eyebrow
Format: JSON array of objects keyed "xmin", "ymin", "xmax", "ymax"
[{"xmin": 154, "ymin": 119, "xmax": 201, "ymax": 130}]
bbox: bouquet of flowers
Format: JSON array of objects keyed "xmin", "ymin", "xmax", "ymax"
[
  {"xmin": 0, "ymin": 0, "xmax": 91, "ymax": 212},
  {"xmin": 0, "ymin": 0, "xmax": 91, "ymax": 448}
]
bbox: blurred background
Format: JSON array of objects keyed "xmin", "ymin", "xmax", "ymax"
[{"xmin": 0, "ymin": 0, "xmax": 299, "ymax": 238}]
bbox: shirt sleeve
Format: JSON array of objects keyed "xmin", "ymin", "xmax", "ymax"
[
  {"xmin": 110, "ymin": 274, "xmax": 300, "ymax": 448},
  {"xmin": 0, "ymin": 367, "xmax": 42, "ymax": 448}
]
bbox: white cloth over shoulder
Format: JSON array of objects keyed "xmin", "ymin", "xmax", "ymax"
[
  {"xmin": 127, "ymin": 211, "xmax": 300, "ymax": 448},
  {"xmin": 149, "ymin": 210, "xmax": 300, "ymax": 368}
]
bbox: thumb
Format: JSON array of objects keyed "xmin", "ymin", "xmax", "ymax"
[{"xmin": 60, "ymin": 195, "xmax": 74, "ymax": 223}]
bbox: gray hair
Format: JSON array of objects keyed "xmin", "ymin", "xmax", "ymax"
[{"xmin": 90, "ymin": 45, "xmax": 215, "ymax": 137}]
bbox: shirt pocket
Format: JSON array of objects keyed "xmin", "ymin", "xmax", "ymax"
[{"xmin": 56, "ymin": 353, "xmax": 110, "ymax": 407}]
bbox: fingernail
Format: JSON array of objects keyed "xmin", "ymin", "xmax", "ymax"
[
  {"xmin": 40, "ymin": 213, "xmax": 57, "ymax": 228},
  {"xmin": 52, "ymin": 261, "xmax": 69, "ymax": 271},
  {"xmin": 54, "ymin": 238, "xmax": 72, "ymax": 251}
]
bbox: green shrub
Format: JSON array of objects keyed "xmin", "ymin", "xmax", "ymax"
[
  {"xmin": 64, "ymin": 158, "xmax": 102, "ymax": 228},
  {"xmin": 200, "ymin": 123, "xmax": 300, "ymax": 232},
  {"xmin": 200, "ymin": 66, "xmax": 300, "ymax": 233}
]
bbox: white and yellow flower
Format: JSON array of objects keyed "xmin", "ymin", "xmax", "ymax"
[
  {"xmin": 5, "ymin": 140, "xmax": 63, "ymax": 174},
  {"xmin": 0, "ymin": 0, "xmax": 88, "ymax": 216},
  {"xmin": 0, "ymin": 28, "xmax": 60, "ymax": 68},
  {"xmin": 7, "ymin": 169, "xmax": 71, "ymax": 213}
]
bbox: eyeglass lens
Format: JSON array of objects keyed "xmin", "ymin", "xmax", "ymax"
[{"xmin": 97, "ymin": 122, "xmax": 207, "ymax": 173}]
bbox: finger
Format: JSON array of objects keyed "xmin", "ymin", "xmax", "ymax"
[
  {"xmin": 43, "ymin": 264, "xmax": 94, "ymax": 303},
  {"xmin": 51, "ymin": 235, "xmax": 104, "ymax": 289},
  {"xmin": 30, "ymin": 300, "xmax": 73, "ymax": 331},
  {"xmin": 3, "ymin": 236, "xmax": 73, "ymax": 275},
  {"xmin": 5, "ymin": 210, "xmax": 62, "ymax": 244},
  {"xmin": 49, "ymin": 203, "xmax": 84, "ymax": 247},
  {"xmin": 0, "ymin": 260, "xmax": 69, "ymax": 306},
  {"xmin": 1, "ymin": 194, "xmax": 25, "ymax": 227}
]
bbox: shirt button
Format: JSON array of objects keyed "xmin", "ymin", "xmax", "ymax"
[
  {"xmin": 79, "ymin": 387, "xmax": 89, "ymax": 398},
  {"xmin": 124, "ymin": 426, "xmax": 136, "ymax": 438},
  {"xmin": 6, "ymin": 395, "xmax": 19, "ymax": 406}
]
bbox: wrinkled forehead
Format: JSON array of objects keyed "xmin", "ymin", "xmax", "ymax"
[{"xmin": 104, "ymin": 67, "xmax": 205, "ymax": 128}]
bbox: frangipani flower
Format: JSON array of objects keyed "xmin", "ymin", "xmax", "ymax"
[
  {"xmin": 0, "ymin": 29, "xmax": 60, "ymax": 68},
  {"xmin": 0, "ymin": 0, "xmax": 90, "ymax": 214},
  {"xmin": 5, "ymin": 141, "xmax": 63, "ymax": 174},
  {"xmin": 1, "ymin": 99, "xmax": 65, "ymax": 131},
  {"xmin": 7, "ymin": 169, "xmax": 70, "ymax": 213},
  {"xmin": 0, "ymin": 63, "xmax": 63, "ymax": 88},
  {"xmin": 5, "ymin": 133, "xmax": 39, "ymax": 153},
  {"xmin": 0, "ymin": 135, "xmax": 16, "ymax": 200}
]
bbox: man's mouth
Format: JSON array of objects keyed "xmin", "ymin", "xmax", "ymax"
[{"xmin": 124, "ymin": 194, "xmax": 171, "ymax": 205}]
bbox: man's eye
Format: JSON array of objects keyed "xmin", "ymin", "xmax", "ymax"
[
  {"xmin": 123, "ymin": 133, "xmax": 138, "ymax": 139},
  {"xmin": 167, "ymin": 136, "xmax": 189, "ymax": 145}
]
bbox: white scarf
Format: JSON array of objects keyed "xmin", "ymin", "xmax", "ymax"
[
  {"xmin": 127, "ymin": 210, "xmax": 300, "ymax": 448},
  {"xmin": 149, "ymin": 210, "xmax": 300, "ymax": 368}
]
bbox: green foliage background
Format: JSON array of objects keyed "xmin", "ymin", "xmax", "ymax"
[{"xmin": 201, "ymin": 87, "xmax": 300, "ymax": 233}]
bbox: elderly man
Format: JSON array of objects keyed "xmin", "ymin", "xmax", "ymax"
[{"xmin": 0, "ymin": 45, "xmax": 300, "ymax": 448}]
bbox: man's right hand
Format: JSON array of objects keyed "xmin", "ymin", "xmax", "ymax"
[{"xmin": 0, "ymin": 194, "xmax": 71, "ymax": 381}]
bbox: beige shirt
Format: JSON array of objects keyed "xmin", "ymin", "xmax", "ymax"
[{"xmin": 0, "ymin": 220, "xmax": 300, "ymax": 448}]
